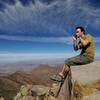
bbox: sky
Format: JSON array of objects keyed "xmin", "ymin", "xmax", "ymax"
[{"xmin": 0, "ymin": 0, "xmax": 100, "ymax": 62}]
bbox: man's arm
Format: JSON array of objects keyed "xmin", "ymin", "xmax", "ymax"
[
  {"xmin": 72, "ymin": 36, "xmax": 81, "ymax": 51},
  {"xmin": 79, "ymin": 37, "xmax": 91, "ymax": 47},
  {"xmin": 73, "ymin": 40, "xmax": 78, "ymax": 51},
  {"xmin": 73, "ymin": 41, "xmax": 82, "ymax": 51}
]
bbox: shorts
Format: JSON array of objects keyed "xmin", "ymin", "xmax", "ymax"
[{"xmin": 64, "ymin": 55, "xmax": 94, "ymax": 66}]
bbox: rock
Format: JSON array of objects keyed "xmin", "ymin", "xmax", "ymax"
[
  {"xmin": 20, "ymin": 85, "xmax": 31, "ymax": 96},
  {"xmin": 49, "ymin": 83, "xmax": 61, "ymax": 97},
  {"xmin": 44, "ymin": 69, "xmax": 73, "ymax": 100},
  {"xmin": 83, "ymin": 90, "xmax": 100, "ymax": 100},
  {"xmin": 14, "ymin": 85, "xmax": 50, "ymax": 100},
  {"xmin": 14, "ymin": 68, "xmax": 73, "ymax": 100},
  {"xmin": 31, "ymin": 85, "xmax": 50, "ymax": 96},
  {"xmin": 71, "ymin": 61, "xmax": 100, "ymax": 100},
  {"xmin": 0, "ymin": 97, "xmax": 5, "ymax": 100},
  {"xmin": 21, "ymin": 96, "xmax": 35, "ymax": 100},
  {"xmin": 71, "ymin": 61, "xmax": 100, "ymax": 84},
  {"xmin": 14, "ymin": 92, "xmax": 22, "ymax": 100},
  {"xmin": 57, "ymin": 69, "xmax": 72, "ymax": 100},
  {"xmin": 31, "ymin": 85, "xmax": 50, "ymax": 100},
  {"xmin": 44, "ymin": 94, "xmax": 56, "ymax": 100}
]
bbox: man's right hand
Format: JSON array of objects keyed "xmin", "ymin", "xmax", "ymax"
[
  {"xmin": 72, "ymin": 36, "xmax": 78, "ymax": 51},
  {"xmin": 72, "ymin": 36, "xmax": 77, "ymax": 41}
]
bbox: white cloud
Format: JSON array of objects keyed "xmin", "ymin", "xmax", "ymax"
[
  {"xmin": 0, "ymin": 0, "xmax": 100, "ymax": 37},
  {"xmin": 94, "ymin": 37, "xmax": 100, "ymax": 43},
  {"xmin": 0, "ymin": 35, "xmax": 72, "ymax": 44},
  {"xmin": 0, "ymin": 0, "xmax": 65, "ymax": 35},
  {"xmin": 0, "ymin": 34, "xmax": 100, "ymax": 44}
]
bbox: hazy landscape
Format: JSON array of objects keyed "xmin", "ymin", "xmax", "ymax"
[
  {"xmin": 0, "ymin": 57, "xmax": 65, "ymax": 74},
  {"xmin": 0, "ymin": 61, "xmax": 62, "ymax": 99}
]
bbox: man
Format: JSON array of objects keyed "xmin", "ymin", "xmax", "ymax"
[{"xmin": 50, "ymin": 26, "xmax": 95, "ymax": 82}]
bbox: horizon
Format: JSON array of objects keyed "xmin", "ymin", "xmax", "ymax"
[{"xmin": 0, "ymin": 52, "xmax": 100, "ymax": 63}]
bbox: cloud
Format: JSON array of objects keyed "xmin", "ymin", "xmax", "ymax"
[
  {"xmin": 0, "ymin": 0, "xmax": 67, "ymax": 37},
  {"xmin": 0, "ymin": 0, "xmax": 100, "ymax": 38},
  {"xmin": 0, "ymin": 34, "xmax": 100, "ymax": 44},
  {"xmin": 94, "ymin": 37, "xmax": 100, "ymax": 43},
  {"xmin": 0, "ymin": 35, "xmax": 72, "ymax": 44}
]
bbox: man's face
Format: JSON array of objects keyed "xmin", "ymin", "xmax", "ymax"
[{"xmin": 75, "ymin": 28, "xmax": 83, "ymax": 37}]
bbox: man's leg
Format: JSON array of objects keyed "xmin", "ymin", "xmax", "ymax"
[
  {"xmin": 59, "ymin": 55, "xmax": 93, "ymax": 79},
  {"xmin": 50, "ymin": 55, "xmax": 79, "ymax": 82},
  {"xmin": 59, "ymin": 64, "xmax": 70, "ymax": 78},
  {"xmin": 50, "ymin": 55, "xmax": 93, "ymax": 82},
  {"xmin": 58, "ymin": 55, "xmax": 80, "ymax": 78}
]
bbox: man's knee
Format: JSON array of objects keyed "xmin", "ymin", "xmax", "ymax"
[{"xmin": 64, "ymin": 58, "xmax": 72, "ymax": 66}]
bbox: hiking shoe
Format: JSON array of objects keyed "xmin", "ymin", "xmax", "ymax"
[{"xmin": 50, "ymin": 74, "xmax": 65, "ymax": 82}]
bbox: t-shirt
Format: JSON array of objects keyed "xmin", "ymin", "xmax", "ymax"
[{"xmin": 80, "ymin": 34, "xmax": 95, "ymax": 58}]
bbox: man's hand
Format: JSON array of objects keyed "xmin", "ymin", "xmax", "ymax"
[
  {"xmin": 72, "ymin": 36, "xmax": 78, "ymax": 51},
  {"xmin": 72, "ymin": 36, "xmax": 77, "ymax": 41},
  {"xmin": 72, "ymin": 35, "xmax": 83, "ymax": 51}
]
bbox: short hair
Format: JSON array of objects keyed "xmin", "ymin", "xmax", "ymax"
[{"xmin": 75, "ymin": 26, "xmax": 85, "ymax": 34}]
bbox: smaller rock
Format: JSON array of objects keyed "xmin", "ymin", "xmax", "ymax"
[
  {"xmin": 83, "ymin": 90, "xmax": 100, "ymax": 100},
  {"xmin": 49, "ymin": 83, "xmax": 61, "ymax": 97},
  {"xmin": 14, "ymin": 92, "xmax": 22, "ymax": 100},
  {"xmin": 31, "ymin": 85, "xmax": 50, "ymax": 96},
  {"xmin": 21, "ymin": 96, "xmax": 35, "ymax": 100},
  {"xmin": 31, "ymin": 85, "xmax": 50, "ymax": 100},
  {"xmin": 0, "ymin": 97, "xmax": 5, "ymax": 100}
]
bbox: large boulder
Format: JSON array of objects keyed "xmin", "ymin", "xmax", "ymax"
[
  {"xmin": 71, "ymin": 61, "xmax": 100, "ymax": 84},
  {"xmin": 72, "ymin": 61, "xmax": 100, "ymax": 100},
  {"xmin": 57, "ymin": 69, "xmax": 72, "ymax": 100}
]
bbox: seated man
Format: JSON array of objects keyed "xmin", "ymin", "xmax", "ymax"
[{"xmin": 50, "ymin": 26, "xmax": 95, "ymax": 82}]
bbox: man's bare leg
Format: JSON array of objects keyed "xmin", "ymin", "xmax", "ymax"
[
  {"xmin": 59, "ymin": 64, "xmax": 70, "ymax": 78},
  {"xmin": 50, "ymin": 64, "xmax": 70, "ymax": 82}
]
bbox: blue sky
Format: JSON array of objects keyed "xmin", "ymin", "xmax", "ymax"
[{"xmin": 0, "ymin": 0, "xmax": 100, "ymax": 62}]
